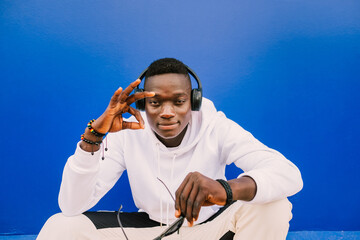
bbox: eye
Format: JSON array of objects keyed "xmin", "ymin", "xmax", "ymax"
[
  {"xmin": 148, "ymin": 99, "xmax": 159, "ymax": 106},
  {"xmin": 175, "ymin": 99, "xmax": 186, "ymax": 105}
]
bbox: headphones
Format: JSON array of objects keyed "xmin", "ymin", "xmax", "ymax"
[{"xmin": 134, "ymin": 65, "xmax": 203, "ymax": 111}]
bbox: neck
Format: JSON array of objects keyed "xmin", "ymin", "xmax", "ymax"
[{"xmin": 155, "ymin": 125, "xmax": 188, "ymax": 148}]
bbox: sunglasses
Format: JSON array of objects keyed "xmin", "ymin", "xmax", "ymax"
[{"xmin": 117, "ymin": 178, "xmax": 185, "ymax": 240}]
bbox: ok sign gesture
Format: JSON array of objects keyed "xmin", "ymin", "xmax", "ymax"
[
  {"xmin": 80, "ymin": 79, "xmax": 154, "ymax": 152},
  {"xmin": 93, "ymin": 79, "xmax": 155, "ymax": 134}
]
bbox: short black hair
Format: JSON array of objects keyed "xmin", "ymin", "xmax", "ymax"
[{"xmin": 145, "ymin": 58, "xmax": 190, "ymax": 80}]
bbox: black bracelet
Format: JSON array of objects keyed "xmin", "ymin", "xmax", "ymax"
[
  {"xmin": 81, "ymin": 134, "xmax": 103, "ymax": 146},
  {"xmin": 216, "ymin": 179, "xmax": 233, "ymax": 205}
]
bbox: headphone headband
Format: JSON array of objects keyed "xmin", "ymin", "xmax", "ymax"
[{"xmin": 137, "ymin": 65, "xmax": 202, "ymax": 91}]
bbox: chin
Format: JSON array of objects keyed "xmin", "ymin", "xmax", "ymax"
[{"xmin": 156, "ymin": 131, "xmax": 180, "ymax": 140}]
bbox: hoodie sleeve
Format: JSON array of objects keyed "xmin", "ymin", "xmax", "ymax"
[
  {"xmin": 58, "ymin": 132, "xmax": 126, "ymax": 216},
  {"xmin": 218, "ymin": 115, "xmax": 303, "ymax": 203}
]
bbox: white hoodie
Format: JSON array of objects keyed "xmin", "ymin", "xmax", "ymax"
[{"xmin": 59, "ymin": 98, "xmax": 303, "ymax": 225}]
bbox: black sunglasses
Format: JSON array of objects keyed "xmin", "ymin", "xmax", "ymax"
[{"xmin": 117, "ymin": 178, "xmax": 185, "ymax": 240}]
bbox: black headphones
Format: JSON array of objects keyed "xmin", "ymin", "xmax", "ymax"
[{"xmin": 134, "ymin": 65, "xmax": 203, "ymax": 111}]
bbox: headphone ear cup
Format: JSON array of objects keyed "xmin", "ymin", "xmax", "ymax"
[
  {"xmin": 191, "ymin": 89, "xmax": 202, "ymax": 111},
  {"xmin": 134, "ymin": 88, "xmax": 145, "ymax": 111}
]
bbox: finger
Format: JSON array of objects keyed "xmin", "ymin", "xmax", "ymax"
[
  {"xmin": 122, "ymin": 120, "xmax": 142, "ymax": 130},
  {"xmin": 186, "ymin": 182, "xmax": 200, "ymax": 225},
  {"xmin": 128, "ymin": 106, "xmax": 144, "ymax": 129},
  {"xmin": 113, "ymin": 87, "xmax": 123, "ymax": 97},
  {"xmin": 192, "ymin": 189, "xmax": 206, "ymax": 222},
  {"xmin": 178, "ymin": 178, "xmax": 194, "ymax": 221},
  {"xmin": 119, "ymin": 79, "xmax": 141, "ymax": 102},
  {"xmin": 126, "ymin": 91, "xmax": 155, "ymax": 105},
  {"xmin": 109, "ymin": 87, "xmax": 123, "ymax": 107},
  {"xmin": 175, "ymin": 174, "xmax": 191, "ymax": 217}
]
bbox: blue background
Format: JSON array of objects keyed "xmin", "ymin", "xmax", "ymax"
[{"xmin": 1, "ymin": 0, "xmax": 359, "ymax": 235}]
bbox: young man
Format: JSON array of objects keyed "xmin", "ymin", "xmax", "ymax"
[{"xmin": 38, "ymin": 58, "xmax": 303, "ymax": 240}]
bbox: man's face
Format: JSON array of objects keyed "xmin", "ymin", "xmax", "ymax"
[{"xmin": 144, "ymin": 73, "xmax": 192, "ymax": 142}]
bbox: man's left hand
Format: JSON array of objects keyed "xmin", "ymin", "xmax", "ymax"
[{"xmin": 174, "ymin": 172, "xmax": 227, "ymax": 226}]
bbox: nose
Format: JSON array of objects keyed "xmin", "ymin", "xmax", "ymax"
[{"xmin": 160, "ymin": 103, "xmax": 175, "ymax": 119}]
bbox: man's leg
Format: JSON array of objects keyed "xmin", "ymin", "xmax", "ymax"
[
  {"xmin": 174, "ymin": 198, "xmax": 292, "ymax": 240},
  {"xmin": 97, "ymin": 199, "xmax": 292, "ymax": 240},
  {"xmin": 37, "ymin": 213, "xmax": 101, "ymax": 240},
  {"xmin": 232, "ymin": 198, "xmax": 293, "ymax": 240},
  {"xmin": 85, "ymin": 211, "xmax": 167, "ymax": 240},
  {"xmin": 37, "ymin": 212, "xmax": 170, "ymax": 240}
]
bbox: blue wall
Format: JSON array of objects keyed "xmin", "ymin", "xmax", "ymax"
[{"xmin": 1, "ymin": 0, "xmax": 359, "ymax": 235}]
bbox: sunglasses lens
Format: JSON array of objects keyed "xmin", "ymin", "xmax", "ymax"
[{"xmin": 164, "ymin": 217, "xmax": 184, "ymax": 236}]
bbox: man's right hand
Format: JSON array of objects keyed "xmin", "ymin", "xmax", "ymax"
[
  {"xmin": 80, "ymin": 79, "xmax": 155, "ymax": 152},
  {"xmin": 93, "ymin": 79, "xmax": 155, "ymax": 133}
]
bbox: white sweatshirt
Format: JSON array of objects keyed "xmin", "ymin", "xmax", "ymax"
[{"xmin": 59, "ymin": 98, "xmax": 303, "ymax": 225}]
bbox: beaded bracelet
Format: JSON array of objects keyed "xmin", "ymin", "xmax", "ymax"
[
  {"xmin": 81, "ymin": 134, "xmax": 103, "ymax": 145},
  {"xmin": 80, "ymin": 134, "xmax": 103, "ymax": 156},
  {"xmin": 216, "ymin": 179, "xmax": 233, "ymax": 205},
  {"xmin": 87, "ymin": 119, "xmax": 106, "ymax": 137},
  {"xmin": 82, "ymin": 119, "xmax": 108, "ymax": 159}
]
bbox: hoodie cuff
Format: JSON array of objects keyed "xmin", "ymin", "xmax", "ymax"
[
  {"xmin": 238, "ymin": 170, "xmax": 269, "ymax": 204},
  {"xmin": 68, "ymin": 141, "xmax": 101, "ymax": 173}
]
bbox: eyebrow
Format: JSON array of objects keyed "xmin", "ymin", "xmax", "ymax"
[{"xmin": 152, "ymin": 92, "xmax": 189, "ymax": 97}]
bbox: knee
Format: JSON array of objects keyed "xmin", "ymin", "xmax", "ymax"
[
  {"xmin": 232, "ymin": 199, "xmax": 292, "ymax": 239},
  {"xmin": 37, "ymin": 213, "xmax": 97, "ymax": 239},
  {"xmin": 43, "ymin": 213, "xmax": 87, "ymax": 230},
  {"xmin": 237, "ymin": 198, "xmax": 293, "ymax": 229}
]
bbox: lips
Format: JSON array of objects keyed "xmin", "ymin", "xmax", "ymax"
[{"xmin": 157, "ymin": 122, "xmax": 179, "ymax": 130}]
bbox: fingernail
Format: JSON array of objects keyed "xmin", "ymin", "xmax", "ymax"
[{"xmin": 175, "ymin": 209, "xmax": 180, "ymax": 216}]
